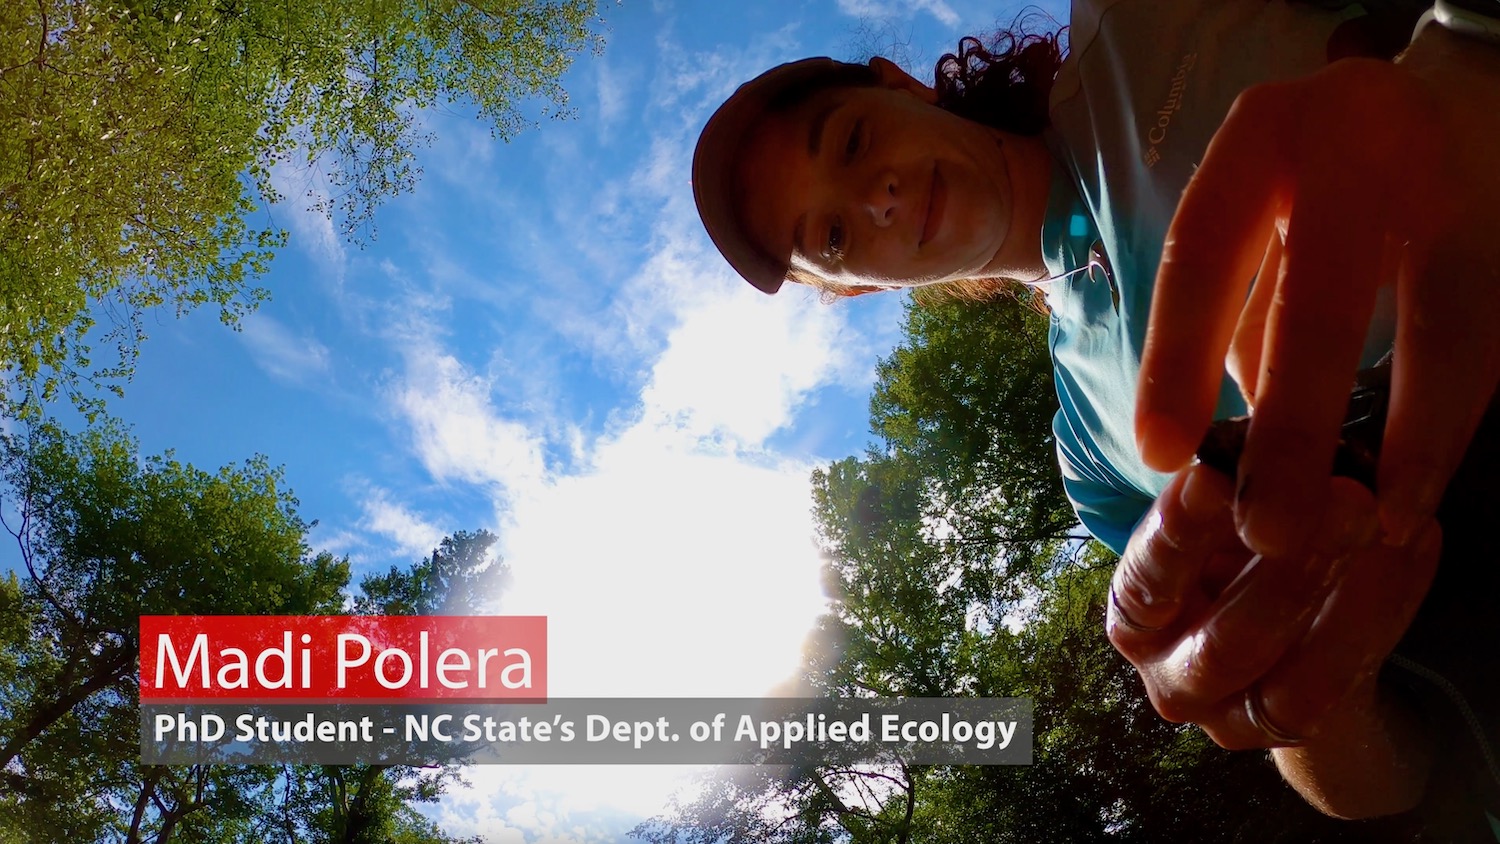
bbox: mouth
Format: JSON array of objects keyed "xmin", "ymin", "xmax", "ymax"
[{"xmin": 919, "ymin": 163, "xmax": 945, "ymax": 247}]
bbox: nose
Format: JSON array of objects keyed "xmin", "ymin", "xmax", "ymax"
[{"xmin": 861, "ymin": 170, "xmax": 899, "ymax": 228}]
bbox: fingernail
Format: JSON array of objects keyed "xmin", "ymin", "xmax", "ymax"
[
  {"xmin": 1138, "ymin": 411, "xmax": 1195, "ymax": 472},
  {"xmin": 1237, "ymin": 494, "xmax": 1320, "ymax": 559},
  {"xmin": 1380, "ymin": 481, "xmax": 1442, "ymax": 547},
  {"xmin": 1313, "ymin": 492, "xmax": 1379, "ymax": 558},
  {"xmin": 1234, "ymin": 500, "xmax": 1297, "ymax": 559},
  {"xmin": 1180, "ymin": 464, "xmax": 1230, "ymax": 517},
  {"xmin": 1233, "ymin": 474, "xmax": 1259, "ymax": 546}
]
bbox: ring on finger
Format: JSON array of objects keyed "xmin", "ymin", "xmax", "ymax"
[
  {"xmin": 1109, "ymin": 583, "xmax": 1166, "ymax": 634},
  {"xmin": 1243, "ymin": 684, "xmax": 1304, "ymax": 746}
]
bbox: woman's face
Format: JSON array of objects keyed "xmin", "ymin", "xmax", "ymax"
[{"xmin": 732, "ymin": 63, "xmax": 1047, "ymax": 291}]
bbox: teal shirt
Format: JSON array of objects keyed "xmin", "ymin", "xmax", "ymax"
[
  {"xmin": 1040, "ymin": 165, "xmax": 1255, "ymax": 555},
  {"xmin": 1041, "ymin": 0, "xmax": 1397, "ymax": 554}
]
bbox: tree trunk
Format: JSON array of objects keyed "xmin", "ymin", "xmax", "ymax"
[
  {"xmin": 340, "ymin": 765, "xmax": 391, "ymax": 844},
  {"xmin": 126, "ymin": 767, "xmax": 165, "ymax": 844}
]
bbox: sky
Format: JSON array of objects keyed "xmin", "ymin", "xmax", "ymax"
[{"xmin": 67, "ymin": 0, "xmax": 1065, "ymax": 840}]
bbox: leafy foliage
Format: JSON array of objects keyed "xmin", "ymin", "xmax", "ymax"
[
  {"xmin": 0, "ymin": 420, "xmax": 348, "ymax": 840},
  {"xmin": 0, "ymin": 0, "xmax": 604, "ymax": 414},
  {"xmin": 0, "ymin": 421, "xmax": 500, "ymax": 841},
  {"xmin": 356, "ymin": 529, "xmax": 510, "ymax": 616},
  {"xmin": 272, "ymin": 763, "xmax": 480, "ymax": 844},
  {"xmin": 869, "ymin": 295, "xmax": 1073, "ymax": 552},
  {"xmin": 294, "ymin": 530, "xmax": 507, "ymax": 844}
]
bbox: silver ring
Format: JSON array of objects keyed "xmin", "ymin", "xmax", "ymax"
[
  {"xmin": 1243, "ymin": 685, "xmax": 1304, "ymax": 746},
  {"xmin": 1109, "ymin": 583, "xmax": 1165, "ymax": 634}
]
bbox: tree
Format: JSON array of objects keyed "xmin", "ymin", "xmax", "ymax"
[
  {"xmin": 0, "ymin": 420, "xmax": 349, "ymax": 841},
  {"xmin": 267, "ymin": 763, "xmax": 478, "ymax": 844},
  {"xmin": 0, "ymin": 423, "xmax": 509, "ymax": 840},
  {"xmin": 0, "ymin": 420, "xmax": 349, "ymax": 766},
  {"xmin": 869, "ymin": 295, "xmax": 1080, "ymax": 559},
  {"xmin": 355, "ymin": 529, "xmax": 510, "ymax": 616},
  {"xmin": 0, "ymin": 0, "xmax": 604, "ymax": 414},
  {"xmin": 292, "ymin": 530, "xmax": 506, "ymax": 844}
]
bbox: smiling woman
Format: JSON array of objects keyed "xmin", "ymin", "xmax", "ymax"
[
  {"xmin": 690, "ymin": 1, "xmax": 1500, "ymax": 839},
  {"xmin": 693, "ymin": 46, "xmax": 1057, "ymax": 298},
  {"xmin": 716, "ymin": 58, "xmax": 1052, "ymax": 292}
]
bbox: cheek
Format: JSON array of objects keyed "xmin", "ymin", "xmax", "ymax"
[{"xmin": 948, "ymin": 178, "xmax": 1009, "ymax": 246}]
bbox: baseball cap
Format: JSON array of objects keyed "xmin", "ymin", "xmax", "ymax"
[{"xmin": 691, "ymin": 57, "xmax": 849, "ymax": 295}]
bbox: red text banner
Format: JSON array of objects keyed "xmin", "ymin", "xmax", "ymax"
[{"xmin": 140, "ymin": 616, "xmax": 546, "ymax": 702}]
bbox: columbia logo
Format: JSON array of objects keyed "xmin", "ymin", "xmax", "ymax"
[{"xmin": 1143, "ymin": 52, "xmax": 1198, "ymax": 168}]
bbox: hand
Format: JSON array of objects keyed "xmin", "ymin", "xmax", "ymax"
[
  {"xmin": 1107, "ymin": 463, "xmax": 1440, "ymax": 751},
  {"xmin": 1135, "ymin": 49, "xmax": 1500, "ymax": 557}
]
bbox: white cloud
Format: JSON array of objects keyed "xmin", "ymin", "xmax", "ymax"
[
  {"xmin": 836, "ymin": 0, "xmax": 961, "ymax": 27},
  {"xmin": 379, "ymin": 207, "xmax": 851, "ymax": 844},
  {"xmin": 357, "ymin": 486, "xmax": 447, "ymax": 560},
  {"xmin": 268, "ymin": 161, "xmax": 347, "ymax": 285},
  {"xmin": 371, "ymin": 171, "xmax": 848, "ymax": 844},
  {"xmin": 237, "ymin": 313, "xmax": 332, "ymax": 385},
  {"xmin": 306, "ymin": 525, "xmax": 370, "ymax": 565},
  {"xmin": 434, "ymin": 768, "xmax": 674, "ymax": 842},
  {"xmin": 647, "ymin": 26, "xmax": 804, "ymax": 120},
  {"xmin": 429, "ymin": 117, "xmax": 498, "ymax": 190},
  {"xmin": 365, "ymin": 24, "xmax": 906, "ymax": 844},
  {"xmin": 374, "ymin": 289, "xmax": 837, "ymax": 696},
  {"xmin": 498, "ymin": 429, "xmax": 827, "ymax": 698},
  {"xmin": 391, "ymin": 341, "xmax": 549, "ymax": 498},
  {"xmin": 593, "ymin": 56, "xmax": 634, "ymax": 136},
  {"xmin": 640, "ymin": 290, "xmax": 862, "ymax": 446}
]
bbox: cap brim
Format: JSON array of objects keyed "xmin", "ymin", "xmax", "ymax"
[{"xmin": 692, "ymin": 58, "xmax": 844, "ymax": 295}]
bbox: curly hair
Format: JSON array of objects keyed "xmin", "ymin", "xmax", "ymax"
[
  {"xmin": 933, "ymin": 18, "xmax": 1069, "ymax": 138},
  {"xmin": 913, "ymin": 17, "xmax": 1068, "ymax": 307}
]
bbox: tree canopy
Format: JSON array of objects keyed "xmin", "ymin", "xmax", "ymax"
[
  {"xmin": 0, "ymin": 420, "xmax": 506, "ymax": 842},
  {"xmin": 0, "ymin": 420, "xmax": 348, "ymax": 839},
  {"xmin": 0, "ymin": 0, "xmax": 604, "ymax": 414}
]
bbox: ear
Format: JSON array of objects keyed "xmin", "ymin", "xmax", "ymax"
[{"xmin": 868, "ymin": 56, "xmax": 938, "ymax": 105}]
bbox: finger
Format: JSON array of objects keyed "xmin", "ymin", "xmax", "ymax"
[
  {"xmin": 1138, "ymin": 83, "xmax": 1291, "ymax": 473},
  {"xmin": 1199, "ymin": 545, "xmax": 1256, "ymax": 600},
  {"xmin": 1234, "ymin": 131, "xmax": 1390, "ymax": 558},
  {"xmin": 1108, "ymin": 464, "xmax": 1239, "ymax": 651},
  {"xmin": 1153, "ymin": 478, "xmax": 1379, "ymax": 715},
  {"xmin": 1226, "ymin": 228, "xmax": 1286, "ymax": 407},
  {"xmin": 1252, "ymin": 518, "xmax": 1440, "ymax": 740},
  {"xmin": 1379, "ymin": 237, "xmax": 1500, "ymax": 545},
  {"xmin": 1194, "ymin": 688, "xmax": 1304, "ymax": 751}
]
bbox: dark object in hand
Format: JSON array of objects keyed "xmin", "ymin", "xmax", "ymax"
[{"xmin": 1194, "ymin": 356, "xmax": 1393, "ymax": 492}]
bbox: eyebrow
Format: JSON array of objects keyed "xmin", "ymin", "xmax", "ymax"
[{"xmin": 806, "ymin": 103, "xmax": 839, "ymax": 158}]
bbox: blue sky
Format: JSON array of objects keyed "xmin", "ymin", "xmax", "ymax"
[{"xmin": 80, "ymin": 0, "xmax": 1067, "ymax": 840}]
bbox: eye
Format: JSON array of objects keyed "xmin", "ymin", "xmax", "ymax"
[
  {"xmin": 844, "ymin": 120, "xmax": 863, "ymax": 162},
  {"xmin": 826, "ymin": 217, "xmax": 846, "ymax": 261}
]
